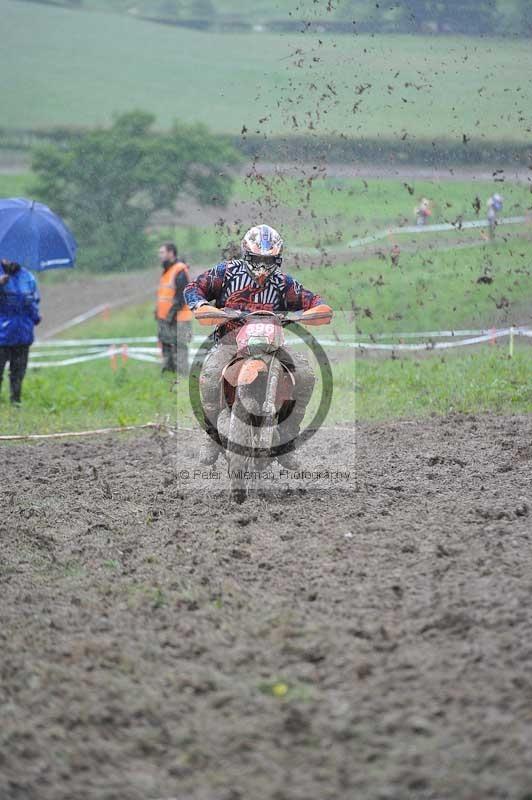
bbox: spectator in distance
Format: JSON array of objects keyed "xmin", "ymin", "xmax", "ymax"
[
  {"xmin": 487, "ymin": 193, "xmax": 503, "ymax": 239},
  {"xmin": 415, "ymin": 197, "xmax": 432, "ymax": 226},
  {"xmin": 155, "ymin": 243, "xmax": 193, "ymax": 375}
]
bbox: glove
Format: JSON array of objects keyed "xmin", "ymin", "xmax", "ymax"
[
  {"xmin": 194, "ymin": 305, "xmax": 227, "ymax": 326},
  {"xmin": 300, "ymin": 305, "xmax": 333, "ymax": 326}
]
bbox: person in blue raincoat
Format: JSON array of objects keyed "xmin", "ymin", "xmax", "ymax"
[{"xmin": 0, "ymin": 259, "xmax": 41, "ymax": 405}]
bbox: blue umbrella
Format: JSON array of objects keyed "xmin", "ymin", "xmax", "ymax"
[{"xmin": 0, "ymin": 197, "xmax": 77, "ymax": 271}]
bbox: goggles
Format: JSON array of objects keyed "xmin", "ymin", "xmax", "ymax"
[{"xmin": 245, "ymin": 254, "xmax": 282, "ymax": 270}]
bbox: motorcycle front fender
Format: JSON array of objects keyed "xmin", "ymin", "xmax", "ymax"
[{"xmin": 236, "ymin": 359, "xmax": 268, "ymax": 385}]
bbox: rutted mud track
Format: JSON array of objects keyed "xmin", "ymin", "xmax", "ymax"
[{"xmin": 1, "ymin": 416, "xmax": 532, "ymax": 800}]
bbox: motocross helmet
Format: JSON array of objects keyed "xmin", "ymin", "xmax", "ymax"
[{"xmin": 241, "ymin": 224, "xmax": 283, "ymax": 285}]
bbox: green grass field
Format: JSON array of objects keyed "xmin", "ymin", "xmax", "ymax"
[
  {"xmin": 3, "ymin": 168, "xmax": 531, "ymax": 340},
  {"xmin": 153, "ymin": 173, "xmax": 532, "ymax": 269},
  {"xmin": 0, "ymin": 361, "xmax": 181, "ymax": 434},
  {"xmin": 0, "ymin": 342, "xmax": 355, "ymax": 435},
  {"xmin": 233, "ymin": 173, "xmax": 532, "ymax": 243},
  {"xmin": 156, "ymin": 172, "xmax": 532, "ymax": 341},
  {"xmin": 46, "ymin": 230, "xmax": 532, "ymax": 342},
  {"xmin": 38, "ymin": 168, "xmax": 531, "ymax": 342},
  {"xmin": 5, "ymin": 169, "xmax": 530, "ymax": 268},
  {"xmin": 1, "ymin": 0, "xmax": 530, "ymax": 141},
  {"xmin": 321, "ymin": 236, "xmax": 532, "ymax": 335},
  {"xmin": 1, "ymin": 166, "xmax": 531, "ymax": 437},
  {"xmin": 2, "ymin": 323, "xmax": 530, "ymax": 438},
  {"xmin": 33, "ymin": 0, "xmax": 527, "ymax": 31},
  {"xmin": 355, "ymin": 346, "xmax": 532, "ymax": 419},
  {"xmin": 0, "ymin": 172, "xmax": 33, "ymax": 197},
  {"xmin": 1, "ymin": 221, "xmax": 522, "ymax": 437}
]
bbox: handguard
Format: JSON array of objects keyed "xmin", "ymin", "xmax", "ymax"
[
  {"xmin": 300, "ymin": 304, "xmax": 333, "ymax": 326},
  {"xmin": 194, "ymin": 305, "xmax": 228, "ymax": 326}
]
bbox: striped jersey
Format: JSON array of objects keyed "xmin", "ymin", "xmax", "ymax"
[{"xmin": 184, "ymin": 259, "xmax": 323, "ymax": 339}]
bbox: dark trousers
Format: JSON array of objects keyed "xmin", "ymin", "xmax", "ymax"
[
  {"xmin": 0, "ymin": 345, "xmax": 30, "ymax": 404},
  {"xmin": 157, "ymin": 320, "xmax": 192, "ymax": 375}
]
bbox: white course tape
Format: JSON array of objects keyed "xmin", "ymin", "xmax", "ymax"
[
  {"xmin": 34, "ymin": 324, "xmax": 531, "ymax": 349},
  {"xmin": 346, "ymin": 216, "xmax": 527, "ymax": 249},
  {"xmin": 354, "ymin": 331, "xmax": 508, "ymax": 351},
  {"xmin": 29, "ymin": 346, "xmax": 162, "ymax": 368},
  {"xmin": 356, "ymin": 328, "xmax": 503, "ymax": 340},
  {"xmin": 35, "ymin": 336, "xmax": 159, "ymax": 346},
  {"xmin": 30, "ymin": 350, "xmax": 112, "ymax": 368},
  {"xmin": 291, "ymin": 216, "xmax": 530, "ymax": 253},
  {"xmin": 30, "ymin": 347, "xmax": 109, "ymax": 358},
  {"xmin": 125, "ymin": 353, "xmax": 160, "ymax": 364},
  {"xmin": 27, "ymin": 326, "xmax": 532, "ymax": 367},
  {"xmin": 0, "ymin": 423, "xmax": 163, "ymax": 442}
]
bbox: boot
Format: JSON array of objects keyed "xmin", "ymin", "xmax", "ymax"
[
  {"xmin": 199, "ymin": 431, "xmax": 222, "ymax": 466},
  {"xmin": 275, "ymin": 423, "xmax": 301, "ymax": 471},
  {"xmin": 277, "ymin": 449, "xmax": 301, "ymax": 471},
  {"xmin": 277, "ymin": 442, "xmax": 301, "ymax": 471},
  {"xmin": 198, "ymin": 401, "xmax": 223, "ymax": 466}
]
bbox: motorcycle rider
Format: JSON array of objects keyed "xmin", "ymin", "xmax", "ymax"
[{"xmin": 184, "ymin": 224, "xmax": 331, "ymax": 469}]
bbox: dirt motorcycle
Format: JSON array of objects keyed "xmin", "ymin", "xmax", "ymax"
[{"xmin": 195, "ymin": 304, "xmax": 332, "ymax": 502}]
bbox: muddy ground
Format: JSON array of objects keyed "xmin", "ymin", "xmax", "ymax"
[{"xmin": 1, "ymin": 415, "xmax": 532, "ymax": 800}]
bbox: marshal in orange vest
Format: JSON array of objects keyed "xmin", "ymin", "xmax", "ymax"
[{"xmin": 156, "ymin": 261, "xmax": 193, "ymax": 322}]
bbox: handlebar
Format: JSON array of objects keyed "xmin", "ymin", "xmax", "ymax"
[
  {"xmin": 222, "ymin": 309, "xmax": 293, "ymax": 325},
  {"xmin": 194, "ymin": 304, "xmax": 333, "ymax": 327}
]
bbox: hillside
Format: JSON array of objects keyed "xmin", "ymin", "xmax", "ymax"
[
  {"xmin": 18, "ymin": 0, "xmax": 527, "ymax": 30},
  {"xmin": 1, "ymin": 0, "xmax": 531, "ymax": 143},
  {"xmin": 67, "ymin": 0, "xmax": 312, "ymax": 19}
]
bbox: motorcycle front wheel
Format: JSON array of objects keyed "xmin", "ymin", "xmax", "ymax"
[{"xmin": 227, "ymin": 394, "xmax": 257, "ymax": 503}]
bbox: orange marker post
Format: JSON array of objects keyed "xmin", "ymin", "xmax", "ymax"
[{"xmin": 109, "ymin": 344, "xmax": 117, "ymax": 371}]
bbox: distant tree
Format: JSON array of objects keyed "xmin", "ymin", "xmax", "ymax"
[
  {"xmin": 156, "ymin": 0, "xmax": 182, "ymax": 17},
  {"xmin": 31, "ymin": 111, "xmax": 239, "ymax": 272},
  {"xmin": 190, "ymin": 0, "xmax": 215, "ymax": 17},
  {"xmin": 397, "ymin": 0, "xmax": 497, "ymax": 33},
  {"xmin": 334, "ymin": 0, "xmax": 375, "ymax": 22},
  {"xmin": 518, "ymin": 0, "xmax": 532, "ymax": 35},
  {"xmin": 151, "ymin": 0, "xmax": 215, "ymax": 19},
  {"xmin": 438, "ymin": 0, "xmax": 497, "ymax": 33}
]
